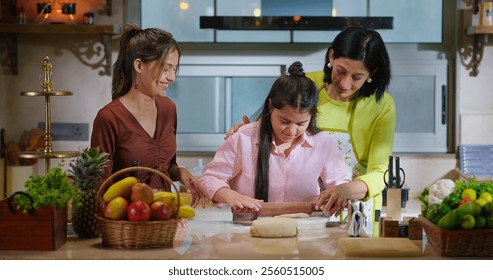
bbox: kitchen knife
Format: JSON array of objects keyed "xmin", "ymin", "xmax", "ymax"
[{"xmin": 232, "ymin": 202, "xmax": 321, "ymax": 216}]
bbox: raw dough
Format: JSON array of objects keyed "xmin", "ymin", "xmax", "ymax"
[{"xmin": 250, "ymin": 217, "xmax": 298, "ymax": 238}]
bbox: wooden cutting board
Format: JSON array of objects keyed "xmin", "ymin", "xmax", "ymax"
[{"xmin": 339, "ymin": 237, "xmax": 422, "ymax": 258}]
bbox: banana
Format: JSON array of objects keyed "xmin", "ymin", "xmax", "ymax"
[
  {"xmin": 154, "ymin": 191, "xmax": 184, "ymax": 206},
  {"xmin": 177, "ymin": 205, "xmax": 195, "ymax": 219},
  {"xmin": 153, "ymin": 191, "xmax": 176, "ymax": 205},
  {"xmin": 103, "ymin": 176, "xmax": 138, "ymax": 202},
  {"xmin": 153, "ymin": 192, "xmax": 192, "ymax": 217}
]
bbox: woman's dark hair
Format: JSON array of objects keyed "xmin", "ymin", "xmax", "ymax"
[
  {"xmin": 323, "ymin": 26, "xmax": 391, "ymax": 101},
  {"xmin": 112, "ymin": 23, "xmax": 181, "ymax": 100},
  {"xmin": 254, "ymin": 61, "xmax": 320, "ymax": 201}
]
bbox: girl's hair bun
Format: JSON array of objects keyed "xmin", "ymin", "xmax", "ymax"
[{"xmin": 287, "ymin": 61, "xmax": 305, "ymax": 77}]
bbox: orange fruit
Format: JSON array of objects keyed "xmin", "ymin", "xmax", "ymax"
[{"xmin": 104, "ymin": 197, "xmax": 128, "ymax": 220}]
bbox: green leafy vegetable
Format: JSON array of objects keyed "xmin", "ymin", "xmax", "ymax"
[
  {"xmin": 419, "ymin": 188, "xmax": 429, "ymax": 215},
  {"xmin": 425, "ymin": 203, "xmax": 451, "ymax": 224},
  {"xmin": 453, "ymin": 177, "xmax": 493, "ymax": 197},
  {"xmin": 442, "ymin": 191, "xmax": 461, "ymax": 209},
  {"xmin": 15, "ymin": 167, "xmax": 82, "ymax": 213}
]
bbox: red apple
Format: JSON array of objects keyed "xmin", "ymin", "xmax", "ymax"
[
  {"xmin": 127, "ymin": 200, "xmax": 151, "ymax": 221},
  {"xmin": 150, "ymin": 201, "xmax": 172, "ymax": 221},
  {"xmin": 130, "ymin": 182, "xmax": 154, "ymax": 205}
]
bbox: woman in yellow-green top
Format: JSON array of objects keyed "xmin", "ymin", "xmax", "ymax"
[
  {"xmin": 309, "ymin": 26, "xmax": 395, "ymax": 237},
  {"xmin": 226, "ymin": 27, "xmax": 395, "ymax": 237}
]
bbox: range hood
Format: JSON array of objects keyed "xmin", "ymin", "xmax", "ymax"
[
  {"xmin": 200, "ymin": 0, "xmax": 393, "ymax": 31},
  {"xmin": 200, "ymin": 16, "xmax": 393, "ymax": 31}
]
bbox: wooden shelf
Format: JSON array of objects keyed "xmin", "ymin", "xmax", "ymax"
[
  {"xmin": 466, "ymin": 25, "xmax": 493, "ymax": 35},
  {"xmin": 0, "ymin": 24, "xmax": 121, "ymax": 76},
  {"xmin": 0, "ymin": 23, "xmax": 120, "ymax": 35}
]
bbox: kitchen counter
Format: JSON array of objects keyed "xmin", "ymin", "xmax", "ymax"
[{"xmin": 0, "ymin": 198, "xmax": 445, "ymax": 260}]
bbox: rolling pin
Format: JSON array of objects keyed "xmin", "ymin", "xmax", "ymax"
[{"xmin": 231, "ymin": 202, "xmax": 320, "ymax": 216}]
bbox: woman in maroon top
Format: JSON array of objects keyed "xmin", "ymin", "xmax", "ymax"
[{"xmin": 91, "ymin": 23, "xmax": 208, "ymax": 207}]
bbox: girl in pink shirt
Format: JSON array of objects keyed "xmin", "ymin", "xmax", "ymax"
[{"xmin": 198, "ymin": 61, "xmax": 351, "ymax": 213}]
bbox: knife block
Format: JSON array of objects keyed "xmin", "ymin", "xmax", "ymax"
[
  {"xmin": 386, "ymin": 188, "xmax": 402, "ymax": 221},
  {"xmin": 382, "ymin": 186, "xmax": 409, "ymax": 208}
]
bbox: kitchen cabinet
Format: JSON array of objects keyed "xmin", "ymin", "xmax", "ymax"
[
  {"xmin": 141, "ymin": 0, "xmax": 214, "ymax": 42},
  {"xmin": 295, "ymin": 0, "xmax": 442, "ymax": 43},
  {"xmin": 370, "ymin": 0, "xmax": 442, "ymax": 43},
  {"xmin": 391, "ymin": 60, "xmax": 448, "ymax": 153},
  {"xmin": 137, "ymin": 0, "xmax": 385, "ymax": 43},
  {"xmin": 138, "ymin": 0, "xmax": 442, "ymax": 43},
  {"xmin": 141, "ymin": 0, "xmax": 289, "ymax": 43}
]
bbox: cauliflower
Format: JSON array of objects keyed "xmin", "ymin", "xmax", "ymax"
[{"xmin": 427, "ymin": 179, "xmax": 455, "ymax": 205}]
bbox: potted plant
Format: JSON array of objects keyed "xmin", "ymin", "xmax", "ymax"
[{"xmin": 0, "ymin": 165, "xmax": 81, "ymax": 250}]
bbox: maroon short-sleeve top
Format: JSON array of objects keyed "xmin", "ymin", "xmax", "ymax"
[{"xmin": 91, "ymin": 96, "xmax": 177, "ymax": 190}]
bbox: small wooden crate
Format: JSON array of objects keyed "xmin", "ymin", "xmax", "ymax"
[
  {"xmin": 380, "ymin": 217, "xmax": 399, "ymax": 237},
  {"xmin": 380, "ymin": 217, "xmax": 422, "ymax": 239},
  {"xmin": 0, "ymin": 198, "xmax": 67, "ymax": 250},
  {"xmin": 407, "ymin": 217, "xmax": 423, "ymax": 240}
]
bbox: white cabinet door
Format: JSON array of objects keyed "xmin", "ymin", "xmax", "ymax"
[
  {"xmin": 141, "ymin": 0, "xmax": 215, "ymax": 42},
  {"xmin": 391, "ymin": 60, "xmax": 448, "ymax": 152},
  {"xmin": 370, "ymin": 0, "xmax": 442, "ymax": 43}
]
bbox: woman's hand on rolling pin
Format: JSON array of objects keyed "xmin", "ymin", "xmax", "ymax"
[
  {"xmin": 224, "ymin": 115, "xmax": 250, "ymax": 140},
  {"xmin": 314, "ymin": 185, "xmax": 349, "ymax": 217}
]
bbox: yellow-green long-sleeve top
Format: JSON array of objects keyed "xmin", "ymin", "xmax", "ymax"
[{"xmin": 306, "ymin": 71, "xmax": 396, "ymax": 202}]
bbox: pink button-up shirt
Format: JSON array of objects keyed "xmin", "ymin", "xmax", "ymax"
[{"xmin": 198, "ymin": 121, "xmax": 350, "ymax": 203}]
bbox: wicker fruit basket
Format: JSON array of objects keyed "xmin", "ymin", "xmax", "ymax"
[
  {"xmin": 420, "ymin": 215, "xmax": 493, "ymax": 257},
  {"xmin": 96, "ymin": 166, "xmax": 180, "ymax": 249}
]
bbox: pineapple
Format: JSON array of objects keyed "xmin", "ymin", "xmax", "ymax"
[{"xmin": 68, "ymin": 147, "xmax": 109, "ymax": 238}]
